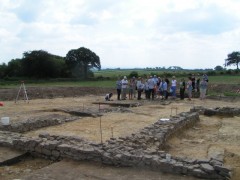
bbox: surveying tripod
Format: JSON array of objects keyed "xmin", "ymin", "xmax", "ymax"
[{"xmin": 15, "ymin": 81, "xmax": 29, "ymax": 103}]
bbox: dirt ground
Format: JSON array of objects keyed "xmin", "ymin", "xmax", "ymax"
[{"xmin": 0, "ymin": 89, "xmax": 240, "ymax": 180}]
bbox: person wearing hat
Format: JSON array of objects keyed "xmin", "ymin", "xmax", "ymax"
[{"xmin": 121, "ymin": 76, "xmax": 128, "ymax": 100}]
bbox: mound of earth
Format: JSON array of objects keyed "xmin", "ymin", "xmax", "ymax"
[{"xmin": 0, "ymin": 87, "xmax": 115, "ymax": 101}]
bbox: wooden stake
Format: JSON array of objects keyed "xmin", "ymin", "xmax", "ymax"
[
  {"xmin": 100, "ymin": 116, "xmax": 103, "ymax": 143},
  {"xmin": 111, "ymin": 126, "xmax": 113, "ymax": 138}
]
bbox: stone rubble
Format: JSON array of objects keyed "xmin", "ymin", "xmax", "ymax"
[
  {"xmin": 191, "ymin": 106, "xmax": 240, "ymax": 117},
  {"xmin": 1, "ymin": 106, "xmax": 238, "ymax": 179}
]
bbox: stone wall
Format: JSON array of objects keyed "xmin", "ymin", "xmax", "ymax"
[
  {"xmin": 191, "ymin": 106, "xmax": 240, "ymax": 117},
  {"xmin": 0, "ymin": 110, "xmax": 232, "ymax": 179}
]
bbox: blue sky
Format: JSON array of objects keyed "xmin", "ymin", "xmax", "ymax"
[{"xmin": 0, "ymin": 0, "xmax": 239, "ymax": 69}]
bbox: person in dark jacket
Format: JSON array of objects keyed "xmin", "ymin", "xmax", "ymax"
[{"xmin": 179, "ymin": 78, "xmax": 186, "ymax": 100}]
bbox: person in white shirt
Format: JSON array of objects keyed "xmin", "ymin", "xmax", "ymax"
[
  {"xmin": 121, "ymin": 76, "xmax": 128, "ymax": 100},
  {"xmin": 171, "ymin": 76, "xmax": 177, "ymax": 99}
]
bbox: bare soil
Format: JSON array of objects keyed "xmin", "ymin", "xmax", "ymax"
[{"xmin": 0, "ymin": 87, "xmax": 240, "ymax": 180}]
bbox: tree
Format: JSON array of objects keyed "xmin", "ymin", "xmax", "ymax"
[
  {"xmin": 22, "ymin": 50, "xmax": 65, "ymax": 78},
  {"xmin": 65, "ymin": 47, "xmax": 101, "ymax": 79},
  {"xmin": 225, "ymin": 51, "xmax": 240, "ymax": 70},
  {"xmin": 4, "ymin": 59, "xmax": 23, "ymax": 77},
  {"xmin": 129, "ymin": 71, "xmax": 138, "ymax": 78},
  {"xmin": 0, "ymin": 63, "xmax": 7, "ymax": 78},
  {"xmin": 214, "ymin": 65, "xmax": 224, "ymax": 71}
]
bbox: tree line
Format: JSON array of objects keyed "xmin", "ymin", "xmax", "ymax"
[
  {"xmin": 0, "ymin": 49, "xmax": 239, "ymax": 80},
  {"xmin": 0, "ymin": 47, "xmax": 101, "ymax": 79}
]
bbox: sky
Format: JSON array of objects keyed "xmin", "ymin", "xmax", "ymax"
[{"xmin": 0, "ymin": 0, "xmax": 240, "ymax": 69}]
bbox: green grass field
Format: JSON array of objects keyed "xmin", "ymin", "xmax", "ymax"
[
  {"xmin": 0, "ymin": 68, "xmax": 239, "ymax": 89},
  {"xmin": 0, "ymin": 75, "xmax": 239, "ymax": 88},
  {"xmin": 0, "ymin": 74, "xmax": 239, "ymax": 96}
]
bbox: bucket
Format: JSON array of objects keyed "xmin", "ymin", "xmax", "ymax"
[{"xmin": 1, "ymin": 117, "xmax": 10, "ymax": 125}]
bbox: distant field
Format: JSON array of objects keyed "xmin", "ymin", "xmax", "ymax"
[
  {"xmin": 93, "ymin": 70, "xmax": 240, "ymax": 84},
  {"xmin": 93, "ymin": 69, "xmax": 195, "ymax": 78}
]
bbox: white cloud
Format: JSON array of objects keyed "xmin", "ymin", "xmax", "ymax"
[{"xmin": 0, "ymin": 0, "xmax": 240, "ymax": 69}]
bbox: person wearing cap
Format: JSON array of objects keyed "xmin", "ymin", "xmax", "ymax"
[{"xmin": 121, "ymin": 76, "xmax": 128, "ymax": 100}]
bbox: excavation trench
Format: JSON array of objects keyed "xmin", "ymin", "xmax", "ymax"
[{"xmin": 0, "ymin": 96, "xmax": 239, "ymax": 180}]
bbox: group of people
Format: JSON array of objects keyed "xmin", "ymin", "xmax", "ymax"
[
  {"xmin": 116, "ymin": 75, "xmax": 160, "ymax": 100},
  {"xmin": 107, "ymin": 74, "xmax": 208, "ymax": 101},
  {"xmin": 184, "ymin": 74, "xmax": 208, "ymax": 100}
]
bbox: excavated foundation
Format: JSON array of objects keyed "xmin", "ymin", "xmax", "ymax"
[{"xmin": 1, "ymin": 106, "xmax": 239, "ymax": 179}]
